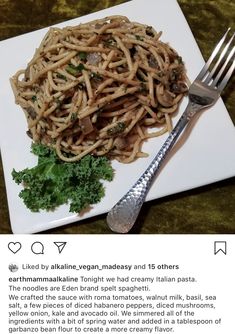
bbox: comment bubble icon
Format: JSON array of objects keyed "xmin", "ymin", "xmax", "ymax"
[{"xmin": 31, "ymin": 242, "xmax": 44, "ymax": 255}]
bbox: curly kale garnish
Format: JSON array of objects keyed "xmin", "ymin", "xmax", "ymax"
[{"xmin": 12, "ymin": 143, "xmax": 114, "ymax": 213}]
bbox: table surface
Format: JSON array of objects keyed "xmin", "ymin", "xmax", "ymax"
[{"xmin": 0, "ymin": 0, "xmax": 234, "ymax": 234}]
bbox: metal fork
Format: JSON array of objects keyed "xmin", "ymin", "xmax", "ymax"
[{"xmin": 107, "ymin": 28, "xmax": 235, "ymax": 233}]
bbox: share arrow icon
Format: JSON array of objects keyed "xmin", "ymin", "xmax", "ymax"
[{"xmin": 54, "ymin": 242, "xmax": 67, "ymax": 254}]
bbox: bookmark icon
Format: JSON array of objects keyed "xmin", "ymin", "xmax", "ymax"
[
  {"xmin": 214, "ymin": 241, "xmax": 227, "ymax": 255},
  {"xmin": 54, "ymin": 242, "xmax": 67, "ymax": 254}
]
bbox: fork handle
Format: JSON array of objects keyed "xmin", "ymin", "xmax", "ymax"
[{"xmin": 107, "ymin": 102, "xmax": 199, "ymax": 233}]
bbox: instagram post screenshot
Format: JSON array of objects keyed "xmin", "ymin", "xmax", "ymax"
[{"xmin": 0, "ymin": 0, "xmax": 234, "ymax": 333}]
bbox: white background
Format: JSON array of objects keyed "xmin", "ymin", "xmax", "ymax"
[{"xmin": 0, "ymin": 235, "xmax": 234, "ymax": 333}]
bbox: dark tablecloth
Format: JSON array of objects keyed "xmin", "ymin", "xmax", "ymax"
[{"xmin": 0, "ymin": 0, "xmax": 234, "ymax": 234}]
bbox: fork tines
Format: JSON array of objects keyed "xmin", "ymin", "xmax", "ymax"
[{"xmin": 197, "ymin": 28, "xmax": 235, "ymax": 92}]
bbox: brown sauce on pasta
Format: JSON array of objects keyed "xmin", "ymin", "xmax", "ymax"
[{"xmin": 11, "ymin": 15, "xmax": 188, "ymax": 163}]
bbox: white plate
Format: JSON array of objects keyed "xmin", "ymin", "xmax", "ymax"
[{"xmin": 0, "ymin": 0, "xmax": 235, "ymax": 234}]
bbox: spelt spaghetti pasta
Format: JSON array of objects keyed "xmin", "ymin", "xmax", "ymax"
[{"xmin": 10, "ymin": 15, "xmax": 188, "ymax": 163}]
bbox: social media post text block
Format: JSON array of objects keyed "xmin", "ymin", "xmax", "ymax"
[{"xmin": 1, "ymin": 235, "xmax": 234, "ymax": 333}]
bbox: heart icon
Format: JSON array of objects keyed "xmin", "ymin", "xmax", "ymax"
[{"xmin": 8, "ymin": 242, "xmax": 22, "ymax": 254}]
